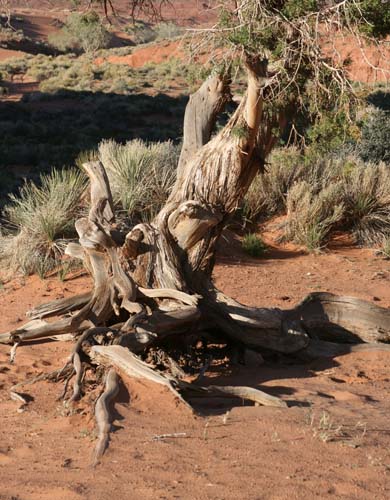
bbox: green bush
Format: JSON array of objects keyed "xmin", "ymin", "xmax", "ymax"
[
  {"xmin": 306, "ymin": 112, "xmax": 357, "ymax": 159},
  {"xmin": 242, "ymin": 233, "xmax": 268, "ymax": 257},
  {"xmin": 124, "ymin": 20, "xmax": 157, "ymax": 44},
  {"xmin": 48, "ymin": 11, "xmax": 111, "ymax": 54},
  {"xmin": 155, "ymin": 22, "xmax": 182, "ymax": 40},
  {"xmin": 0, "ymin": 169, "xmax": 86, "ymax": 276},
  {"xmin": 359, "ymin": 108, "xmax": 390, "ymax": 164}
]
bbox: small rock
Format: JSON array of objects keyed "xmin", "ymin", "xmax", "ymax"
[
  {"xmin": 62, "ymin": 458, "xmax": 72, "ymax": 468},
  {"xmin": 373, "ymin": 296, "xmax": 381, "ymax": 302},
  {"xmin": 280, "ymin": 295, "xmax": 290, "ymax": 301},
  {"xmin": 372, "ymin": 271, "xmax": 386, "ymax": 279}
]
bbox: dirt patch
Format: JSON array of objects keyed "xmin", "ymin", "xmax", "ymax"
[
  {"xmin": 95, "ymin": 40, "xmax": 183, "ymax": 68},
  {"xmin": 1, "ymin": 232, "xmax": 390, "ymax": 499},
  {"xmin": 214, "ymin": 222, "xmax": 390, "ymax": 309},
  {"xmin": 327, "ymin": 35, "xmax": 390, "ymax": 84},
  {"xmin": 0, "ymin": 47, "xmax": 28, "ymax": 61}
]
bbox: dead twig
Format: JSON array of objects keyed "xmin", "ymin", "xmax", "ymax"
[{"xmin": 152, "ymin": 432, "xmax": 187, "ymax": 441}]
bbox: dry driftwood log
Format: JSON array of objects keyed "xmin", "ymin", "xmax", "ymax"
[{"xmin": 2, "ymin": 58, "xmax": 390, "ymax": 463}]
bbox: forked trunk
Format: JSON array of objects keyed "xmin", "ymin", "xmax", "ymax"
[
  {"xmin": 2, "ymin": 58, "xmax": 390, "ymax": 464},
  {"xmin": 1, "ymin": 57, "xmax": 389, "ymax": 357}
]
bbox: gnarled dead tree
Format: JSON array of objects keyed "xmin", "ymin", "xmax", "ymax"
[{"xmin": 2, "ymin": 57, "xmax": 390, "ymax": 465}]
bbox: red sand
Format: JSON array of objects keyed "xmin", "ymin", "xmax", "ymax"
[{"xmin": 1, "ymin": 229, "xmax": 390, "ymax": 499}]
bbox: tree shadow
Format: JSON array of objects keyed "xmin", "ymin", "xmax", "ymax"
[
  {"xmin": 188, "ymin": 354, "xmax": 340, "ymax": 416},
  {"xmin": 366, "ymin": 90, "xmax": 390, "ymax": 111},
  {"xmin": 111, "ymin": 377, "xmax": 131, "ymax": 431},
  {"xmin": 216, "ymin": 229, "xmax": 304, "ymax": 267},
  {"xmin": 0, "ymin": 87, "xmax": 187, "ymax": 205},
  {"xmin": 0, "ymin": 15, "xmax": 58, "ymax": 55}
]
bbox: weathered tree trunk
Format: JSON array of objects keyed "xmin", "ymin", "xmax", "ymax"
[
  {"xmin": 177, "ymin": 72, "xmax": 231, "ymax": 173},
  {"xmin": 3, "ymin": 56, "xmax": 390, "ymax": 463},
  {"xmin": 1, "ymin": 56, "xmax": 389, "ymax": 356}
]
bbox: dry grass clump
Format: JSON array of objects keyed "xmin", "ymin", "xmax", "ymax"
[
  {"xmin": 0, "ymin": 139, "xmax": 179, "ymax": 279},
  {"xmin": 243, "ymin": 147, "xmax": 304, "ymax": 221},
  {"xmin": 283, "ymin": 157, "xmax": 390, "ymax": 251},
  {"xmin": 342, "ymin": 163, "xmax": 390, "ymax": 245},
  {"xmin": 98, "ymin": 139, "xmax": 179, "ymax": 222},
  {"xmin": 0, "ymin": 169, "xmax": 86, "ymax": 277},
  {"xmin": 244, "ymin": 147, "xmax": 390, "ymax": 251},
  {"xmin": 284, "ymin": 180, "xmax": 345, "ymax": 252}
]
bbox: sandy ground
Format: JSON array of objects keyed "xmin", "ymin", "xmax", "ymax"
[{"xmin": 1, "ymin": 231, "xmax": 390, "ymax": 500}]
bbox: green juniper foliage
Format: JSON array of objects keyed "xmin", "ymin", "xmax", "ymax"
[{"xmin": 210, "ymin": 0, "xmax": 390, "ymax": 149}]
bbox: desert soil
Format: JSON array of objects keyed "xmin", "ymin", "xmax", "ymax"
[{"xmin": 1, "ymin": 227, "xmax": 390, "ymax": 500}]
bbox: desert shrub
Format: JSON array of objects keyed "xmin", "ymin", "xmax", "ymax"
[
  {"xmin": 284, "ymin": 180, "xmax": 345, "ymax": 252},
  {"xmin": 0, "ymin": 69, "xmax": 6, "ymax": 95},
  {"xmin": 124, "ymin": 20, "xmax": 181, "ymax": 44},
  {"xmin": 359, "ymin": 108, "xmax": 390, "ymax": 164},
  {"xmin": 243, "ymin": 147, "xmax": 304, "ymax": 221},
  {"xmin": 0, "ymin": 25, "xmax": 25, "ymax": 46},
  {"xmin": 155, "ymin": 22, "xmax": 182, "ymax": 40},
  {"xmin": 0, "ymin": 56, "xmax": 29, "ymax": 78},
  {"xmin": 342, "ymin": 162, "xmax": 390, "ymax": 244},
  {"xmin": 48, "ymin": 11, "xmax": 111, "ymax": 53},
  {"xmin": 0, "ymin": 169, "xmax": 86, "ymax": 276},
  {"xmin": 98, "ymin": 139, "xmax": 179, "ymax": 221},
  {"xmin": 306, "ymin": 112, "xmax": 358, "ymax": 159},
  {"xmin": 124, "ymin": 20, "xmax": 157, "ymax": 44},
  {"xmin": 281, "ymin": 153, "xmax": 390, "ymax": 250},
  {"xmin": 48, "ymin": 30, "xmax": 76, "ymax": 53},
  {"xmin": 242, "ymin": 233, "xmax": 268, "ymax": 257}
]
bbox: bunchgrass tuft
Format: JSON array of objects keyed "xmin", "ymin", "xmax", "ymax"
[
  {"xmin": 284, "ymin": 180, "xmax": 345, "ymax": 252},
  {"xmin": 98, "ymin": 139, "xmax": 179, "ymax": 222},
  {"xmin": 242, "ymin": 233, "xmax": 268, "ymax": 257},
  {"xmin": 342, "ymin": 163, "xmax": 390, "ymax": 245},
  {"xmin": 0, "ymin": 168, "xmax": 86, "ymax": 277}
]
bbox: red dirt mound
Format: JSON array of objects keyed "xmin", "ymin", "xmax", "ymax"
[{"xmin": 95, "ymin": 40, "xmax": 183, "ymax": 68}]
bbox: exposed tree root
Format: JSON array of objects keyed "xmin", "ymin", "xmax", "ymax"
[
  {"xmin": 93, "ymin": 368, "xmax": 120, "ymax": 467},
  {"xmin": 26, "ymin": 292, "xmax": 92, "ymax": 320},
  {"xmin": 180, "ymin": 382, "xmax": 287, "ymax": 408},
  {"xmin": 9, "ymin": 341, "xmax": 19, "ymax": 364},
  {"xmin": 69, "ymin": 352, "xmax": 83, "ymax": 402},
  {"xmin": 90, "ymin": 345, "xmax": 193, "ymax": 411}
]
